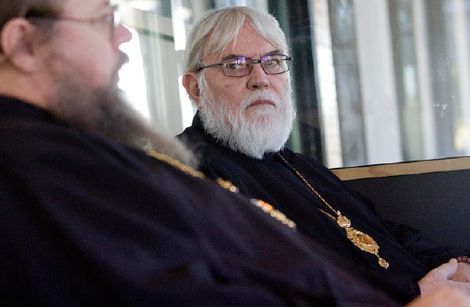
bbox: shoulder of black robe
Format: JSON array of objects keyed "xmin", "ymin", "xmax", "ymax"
[
  {"xmin": 0, "ymin": 96, "xmax": 401, "ymax": 306},
  {"xmin": 178, "ymin": 112, "xmax": 468, "ymax": 301}
]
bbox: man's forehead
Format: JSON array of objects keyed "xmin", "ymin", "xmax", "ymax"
[
  {"xmin": 214, "ymin": 41, "xmax": 279, "ymax": 60},
  {"xmin": 205, "ymin": 24, "xmax": 278, "ymax": 60}
]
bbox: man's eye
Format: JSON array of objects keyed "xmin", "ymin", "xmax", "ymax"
[
  {"xmin": 264, "ymin": 58, "xmax": 282, "ymax": 66},
  {"xmin": 225, "ymin": 62, "xmax": 244, "ymax": 70}
]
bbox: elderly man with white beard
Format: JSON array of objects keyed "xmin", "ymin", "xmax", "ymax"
[{"xmin": 179, "ymin": 6, "xmax": 470, "ymax": 304}]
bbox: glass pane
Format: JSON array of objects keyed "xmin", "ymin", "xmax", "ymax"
[{"xmin": 118, "ymin": 0, "xmax": 470, "ymax": 168}]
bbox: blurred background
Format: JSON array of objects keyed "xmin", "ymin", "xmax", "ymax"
[{"xmin": 116, "ymin": 0, "xmax": 470, "ymax": 168}]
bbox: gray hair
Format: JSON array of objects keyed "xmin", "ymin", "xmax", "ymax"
[{"xmin": 184, "ymin": 6, "xmax": 289, "ymax": 73}]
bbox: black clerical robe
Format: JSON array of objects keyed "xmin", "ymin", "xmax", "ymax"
[
  {"xmin": 179, "ymin": 112, "xmax": 470, "ymax": 301},
  {"xmin": 0, "ymin": 96, "xmax": 402, "ymax": 306}
]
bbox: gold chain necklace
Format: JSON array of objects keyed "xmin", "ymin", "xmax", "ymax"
[
  {"xmin": 277, "ymin": 154, "xmax": 389, "ymax": 269},
  {"xmin": 146, "ymin": 149, "xmax": 296, "ymax": 229}
]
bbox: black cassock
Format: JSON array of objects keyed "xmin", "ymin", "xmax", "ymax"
[
  {"xmin": 179, "ymin": 112, "xmax": 470, "ymax": 303},
  {"xmin": 1, "ymin": 96, "xmax": 401, "ymax": 306}
]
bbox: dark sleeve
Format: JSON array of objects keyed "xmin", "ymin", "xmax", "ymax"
[
  {"xmin": 1, "ymin": 142, "xmax": 400, "ymax": 307},
  {"xmin": 382, "ymin": 219, "xmax": 469, "ymax": 269},
  {"xmin": 0, "ymin": 171, "xmax": 290, "ymax": 306},
  {"xmin": 0, "ymin": 136, "xmax": 286, "ymax": 306},
  {"xmin": 354, "ymin": 191, "xmax": 470, "ymax": 269},
  {"xmin": 0, "ymin": 176, "xmax": 29, "ymax": 306},
  {"xmin": 0, "ymin": 168, "xmax": 403, "ymax": 306}
]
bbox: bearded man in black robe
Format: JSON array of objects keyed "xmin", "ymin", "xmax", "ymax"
[{"xmin": 179, "ymin": 6, "xmax": 470, "ymax": 302}]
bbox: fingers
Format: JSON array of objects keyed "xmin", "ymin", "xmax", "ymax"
[
  {"xmin": 432, "ymin": 258, "xmax": 458, "ymax": 279},
  {"xmin": 407, "ymin": 286, "xmax": 470, "ymax": 307},
  {"xmin": 419, "ymin": 259, "xmax": 459, "ymax": 296},
  {"xmin": 452, "ymin": 263, "xmax": 470, "ymax": 283}
]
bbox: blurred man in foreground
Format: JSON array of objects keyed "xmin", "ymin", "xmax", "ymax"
[{"xmin": 179, "ymin": 5, "xmax": 470, "ymax": 303}]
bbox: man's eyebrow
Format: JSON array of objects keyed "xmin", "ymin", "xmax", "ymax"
[
  {"xmin": 220, "ymin": 50, "xmax": 285, "ymax": 61},
  {"xmin": 221, "ymin": 54, "xmax": 247, "ymax": 61},
  {"xmin": 264, "ymin": 50, "xmax": 285, "ymax": 56}
]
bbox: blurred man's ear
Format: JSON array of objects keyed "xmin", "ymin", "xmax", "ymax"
[
  {"xmin": 183, "ymin": 72, "xmax": 201, "ymax": 106},
  {"xmin": 0, "ymin": 18, "xmax": 43, "ymax": 72}
]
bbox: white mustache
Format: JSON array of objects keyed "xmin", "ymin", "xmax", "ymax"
[{"xmin": 241, "ymin": 90, "xmax": 282, "ymax": 110}]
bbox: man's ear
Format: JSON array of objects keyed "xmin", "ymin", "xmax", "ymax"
[
  {"xmin": 1, "ymin": 18, "xmax": 43, "ymax": 72},
  {"xmin": 183, "ymin": 72, "xmax": 201, "ymax": 106}
]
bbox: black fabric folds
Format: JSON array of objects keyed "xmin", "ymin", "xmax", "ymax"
[
  {"xmin": 178, "ymin": 112, "xmax": 470, "ymax": 303},
  {"xmin": 1, "ymin": 96, "xmax": 401, "ymax": 306}
]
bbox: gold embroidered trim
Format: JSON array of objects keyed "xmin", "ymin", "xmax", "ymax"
[{"xmin": 146, "ymin": 149, "xmax": 295, "ymax": 229}]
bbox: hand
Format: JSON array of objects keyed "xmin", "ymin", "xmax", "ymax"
[
  {"xmin": 407, "ymin": 286, "xmax": 470, "ymax": 307},
  {"xmin": 452, "ymin": 262, "xmax": 470, "ymax": 283},
  {"xmin": 419, "ymin": 259, "xmax": 470, "ymax": 295}
]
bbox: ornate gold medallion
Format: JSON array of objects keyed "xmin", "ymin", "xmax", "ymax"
[
  {"xmin": 338, "ymin": 215, "xmax": 389, "ymax": 269},
  {"xmin": 277, "ymin": 154, "xmax": 390, "ymax": 269},
  {"xmin": 345, "ymin": 227, "xmax": 379, "ymax": 253}
]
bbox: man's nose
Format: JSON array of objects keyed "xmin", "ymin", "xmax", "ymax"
[
  {"xmin": 247, "ymin": 63, "xmax": 270, "ymax": 90},
  {"xmin": 114, "ymin": 24, "xmax": 133, "ymax": 49}
]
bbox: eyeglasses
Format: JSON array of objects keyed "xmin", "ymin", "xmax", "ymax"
[
  {"xmin": 198, "ymin": 54, "xmax": 292, "ymax": 77},
  {"xmin": 26, "ymin": 5, "xmax": 120, "ymax": 40}
]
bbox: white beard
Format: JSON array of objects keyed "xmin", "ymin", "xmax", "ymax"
[{"xmin": 199, "ymin": 81, "xmax": 295, "ymax": 159}]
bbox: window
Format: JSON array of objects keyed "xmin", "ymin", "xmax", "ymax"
[{"xmin": 118, "ymin": 0, "xmax": 470, "ymax": 167}]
